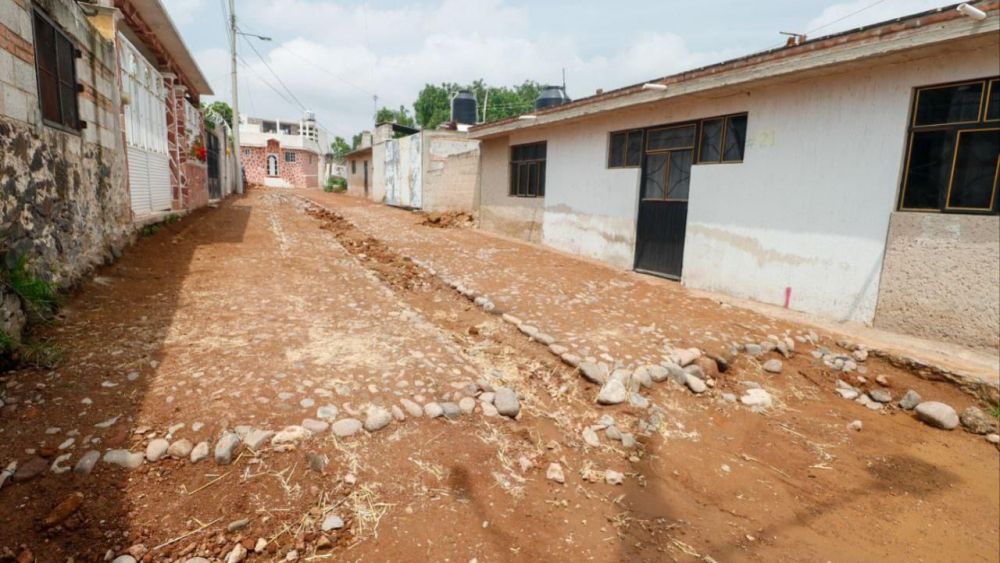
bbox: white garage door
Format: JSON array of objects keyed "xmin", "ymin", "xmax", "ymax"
[{"xmin": 119, "ymin": 34, "xmax": 172, "ymax": 215}]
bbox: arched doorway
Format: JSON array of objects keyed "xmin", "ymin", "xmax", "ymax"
[{"xmin": 267, "ymin": 154, "xmax": 278, "ymax": 177}]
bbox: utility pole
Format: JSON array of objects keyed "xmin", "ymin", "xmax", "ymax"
[
  {"xmin": 372, "ymin": 94, "xmax": 378, "ymax": 126},
  {"xmin": 229, "ymin": 0, "xmax": 243, "ymax": 194}
]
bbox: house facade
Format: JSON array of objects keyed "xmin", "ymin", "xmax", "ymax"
[
  {"xmin": 239, "ymin": 112, "xmax": 329, "ymax": 189},
  {"xmin": 470, "ymin": 4, "xmax": 1000, "ymax": 352},
  {"xmin": 345, "ymin": 123, "xmax": 481, "ymax": 212},
  {"xmin": 0, "ymin": 0, "xmax": 212, "ymax": 344}
]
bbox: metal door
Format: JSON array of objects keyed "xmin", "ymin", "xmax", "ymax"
[
  {"xmin": 206, "ymin": 133, "xmax": 221, "ymax": 199},
  {"xmin": 363, "ymin": 160, "xmax": 368, "ymax": 196},
  {"xmin": 634, "ymin": 124, "xmax": 695, "ymax": 279}
]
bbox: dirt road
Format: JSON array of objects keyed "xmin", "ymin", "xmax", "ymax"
[{"xmin": 0, "ymin": 188, "xmax": 996, "ymax": 562}]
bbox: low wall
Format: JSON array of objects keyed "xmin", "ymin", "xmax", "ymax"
[
  {"xmin": 421, "ymin": 132, "xmax": 479, "ymax": 213},
  {"xmin": 874, "ymin": 212, "xmax": 1000, "ymax": 352},
  {"xmin": 184, "ymin": 161, "xmax": 209, "ymax": 210}
]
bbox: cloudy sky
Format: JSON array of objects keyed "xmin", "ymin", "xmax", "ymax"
[{"xmin": 162, "ymin": 0, "xmax": 955, "ymax": 140}]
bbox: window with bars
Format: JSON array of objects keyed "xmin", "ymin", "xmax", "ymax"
[
  {"xmin": 607, "ymin": 129, "xmax": 643, "ymax": 168},
  {"xmin": 899, "ymin": 77, "xmax": 999, "ymax": 214},
  {"xmin": 509, "ymin": 142, "xmax": 547, "ymax": 197},
  {"xmin": 32, "ymin": 9, "xmax": 80, "ymax": 131},
  {"xmin": 285, "ymin": 151, "xmax": 296, "ymax": 163}
]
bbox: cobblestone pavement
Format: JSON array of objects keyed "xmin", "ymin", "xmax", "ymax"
[{"xmin": 0, "ymin": 188, "xmax": 996, "ymax": 562}]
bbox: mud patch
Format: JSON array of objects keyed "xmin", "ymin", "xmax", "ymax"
[{"xmin": 419, "ymin": 211, "xmax": 475, "ymax": 229}]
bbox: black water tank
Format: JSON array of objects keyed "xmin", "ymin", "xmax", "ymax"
[
  {"xmin": 451, "ymin": 90, "xmax": 478, "ymax": 125},
  {"xmin": 535, "ymin": 85, "xmax": 570, "ymax": 110}
]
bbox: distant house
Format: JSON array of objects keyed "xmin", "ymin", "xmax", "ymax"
[
  {"xmin": 239, "ymin": 112, "xmax": 331, "ymax": 189},
  {"xmin": 346, "ymin": 122, "xmax": 481, "ymax": 212},
  {"xmin": 469, "ymin": 4, "xmax": 1000, "ymax": 351}
]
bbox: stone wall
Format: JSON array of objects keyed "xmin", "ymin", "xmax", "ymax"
[
  {"xmin": 874, "ymin": 212, "xmax": 1000, "ymax": 353},
  {"xmin": 0, "ymin": 0, "xmax": 132, "ymax": 343}
]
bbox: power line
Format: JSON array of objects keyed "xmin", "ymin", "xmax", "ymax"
[
  {"xmin": 805, "ymin": 0, "xmax": 888, "ymax": 35},
  {"xmin": 239, "ymin": 33, "xmax": 307, "ymax": 111}
]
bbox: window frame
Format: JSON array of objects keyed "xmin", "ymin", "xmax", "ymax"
[
  {"xmin": 31, "ymin": 7, "xmax": 81, "ymax": 134},
  {"xmin": 284, "ymin": 151, "xmax": 296, "ymax": 163},
  {"xmin": 898, "ymin": 76, "xmax": 1000, "ymax": 215},
  {"xmin": 509, "ymin": 141, "xmax": 547, "ymax": 198},
  {"xmin": 695, "ymin": 113, "xmax": 748, "ymax": 164},
  {"xmin": 607, "ymin": 129, "xmax": 643, "ymax": 168}
]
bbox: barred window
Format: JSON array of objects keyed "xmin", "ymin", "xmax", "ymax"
[{"xmin": 32, "ymin": 9, "xmax": 80, "ymax": 131}]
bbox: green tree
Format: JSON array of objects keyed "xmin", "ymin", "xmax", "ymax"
[
  {"xmin": 411, "ymin": 80, "xmax": 543, "ymax": 129},
  {"xmin": 330, "ymin": 136, "xmax": 352, "ymax": 159},
  {"xmin": 375, "ymin": 105, "xmax": 416, "ymax": 128},
  {"xmin": 351, "ymin": 132, "xmax": 363, "ymax": 149},
  {"xmin": 202, "ymin": 101, "xmax": 233, "ymax": 128}
]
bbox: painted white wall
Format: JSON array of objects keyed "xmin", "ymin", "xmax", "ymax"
[{"xmin": 498, "ymin": 43, "xmax": 998, "ymax": 323}]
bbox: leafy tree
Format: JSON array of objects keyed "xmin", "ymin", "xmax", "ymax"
[
  {"xmin": 351, "ymin": 132, "xmax": 363, "ymax": 149},
  {"xmin": 374, "ymin": 105, "xmax": 415, "ymax": 128},
  {"xmin": 412, "ymin": 80, "xmax": 543, "ymax": 129},
  {"xmin": 330, "ymin": 136, "xmax": 352, "ymax": 159},
  {"xmin": 202, "ymin": 101, "xmax": 233, "ymax": 128}
]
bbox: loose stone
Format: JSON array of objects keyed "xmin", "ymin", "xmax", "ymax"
[
  {"xmin": 762, "ymin": 359, "xmax": 783, "ymax": 374},
  {"xmin": 228, "ymin": 518, "xmax": 250, "ymax": 532},
  {"xmin": 214, "ymin": 432, "xmax": 241, "ymax": 464},
  {"xmin": 579, "ymin": 362, "xmax": 608, "ymax": 385},
  {"xmin": 13, "ymin": 457, "xmax": 48, "ymax": 482},
  {"xmin": 494, "ymin": 387, "xmax": 520, "ymax": 418},
  {"xmin": 167, "ymin": 439, "xmax": 193, "ymax": 459},
  {"xmin": 836, "ymin": 388, "xmax": 860, "ymax": 400},
  {"xmin": 459, "ymin": 397, "xmax": 476, "ymax": 414},
  {"xmin": 597, "ymin": 380, "xmax": 627, "ymax": 405},
  {"xmin": 302, "ymin": 419, "xmax": 330, "ymax": 434},
  {"xmin": 400, "ymin": 398, "xmax": 423, "ymax": 417},
  {"xmin": 899, "ymin": 390, "xmax": 921, "ymax": 410},
  {"xmin": 190, "ymin": 442, "xmax": 210, "ymax": 463},
  {"xmin": 273, "ymin": 425, "xmax": 311, "ymax": 444},
  {"xmin": 546, "ymin": 462, "xmax": 565, "ymax": 484},
  {"xmin": 331, "ymin": 418, "xmax": 363, "ymax": 437},
  {"xmin": 582, "ymin": 427, "xmax": 601, "ymax": 447},
  {"xmin": 914, "ymin": 401, "xmax": 959, "ymax": 430},
  {"xmin": 145, "ymin": 439, "xmax": 169, "ymax": 462},
  {"xmin": 103, "ymin": 450, "xmax": 144, "ymax": 469},
  {"xmin": 440, "ymin": 402, "xmax": 462, "ymax": 419},
  {"xmin": 740, "ymin": 388, "xmax": 773, "ymax": 409},
  {"xmin": 316, "ymin": 405, "xmax": 339, "ymax": 420},
  {"xmin": 605, "ymin": 469, "xmax": 625, "ymax": 485},
  {"xmin": 73, "ymin": 451, "xmax": 100, "ymax": 475},
  {"xmin": 423, "ymin": 402, "xmax": 444, "ymax": 418},
  {"xmin": 847, "ymin": 420, "xmax": 863, "ymax": 432},
  {"xmin": 684, "ymin": 374, "xmax": 707, "ymax": 394},
  {"xmin": 869, "ymin": 389, "xmax": 892, "ymax": 403},
  {"xmin": 959, "ymin": 406, "xmax": 996, "ymax": 435},
  {"xmin": 321, "ymin": 515, "xmax": 344, "ymax": 532},
  {"xmin": 244, "ymin": 429, "xmax": 275, "ymax": 450}
]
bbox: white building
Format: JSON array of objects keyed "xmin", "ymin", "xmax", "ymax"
[
  {"xmin": 239, "ymin": 111, "xmax": 334, "ymax": 188},
  {"xmin": 469, "ymin": 4, "xmax": 1000, "ymax": 352}
]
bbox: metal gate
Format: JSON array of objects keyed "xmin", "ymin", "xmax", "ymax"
[
  {"xmin": 633, "ymin": 124, "xmax": 695, "ymax": 279},
  {"xmin": 206, "ymin": 133, "xmax": 221, "ymax": 200}
]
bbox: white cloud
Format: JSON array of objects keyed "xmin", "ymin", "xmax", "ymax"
[
  {"xmin": 161, "ymin": 0, "xmax": 206, "ymax": 26},
  {"xmin": 186, "ymin": 0, "xmax": 953, "ymax": 140}
]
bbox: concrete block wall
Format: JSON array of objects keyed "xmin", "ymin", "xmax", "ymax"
[
  {"xmin": 420, "ymin": 131, "xmax": 479, "ymax": 213},
  {"xmin": 0, "ymin": 0, "xmax": 132, "ymax": 344}
]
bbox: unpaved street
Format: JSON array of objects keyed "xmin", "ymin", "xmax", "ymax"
[{"xmin": 0, "ymin": 188, "xmax": 997, "ymax": 562}]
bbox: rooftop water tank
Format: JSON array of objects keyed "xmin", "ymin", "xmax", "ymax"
[
  {"xmin": 451, "ymin": 90, "xmax": 478, "ymax": 125},
  {"xmin": 535, "ymin": 85, "xmax": 570, "ymax": 110}
]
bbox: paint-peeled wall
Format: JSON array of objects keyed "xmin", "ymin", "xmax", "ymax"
[
  {"xmin": 874, "ymin": 213, "xmax": 999, "ymax": 352},
  {"xmin": 683, "ymin": 46, "xmax": 999, "ymax": 323},
  {"xmin": 420, "ymin": 131, "xmax": 480, "ymax": 213},
  {"xmin": 478, "ymin": 136, "xmax": 544, "ymax": 242},
  {"xmin": 384, "ymin": 133, "xmax": 421, "ymax": 208},
  {"xmin": 1, "ymin": 0, "xmax": 132, "ymax": 342}
]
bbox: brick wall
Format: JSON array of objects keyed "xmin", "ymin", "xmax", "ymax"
[{"xmin": 1, "ymin": 0, "xmax": 132, "ymax": 344}]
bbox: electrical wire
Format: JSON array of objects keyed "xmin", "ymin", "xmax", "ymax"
[{"xmin": 239, "ymin": 33, "xmax": 307, "ymax": 112}]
